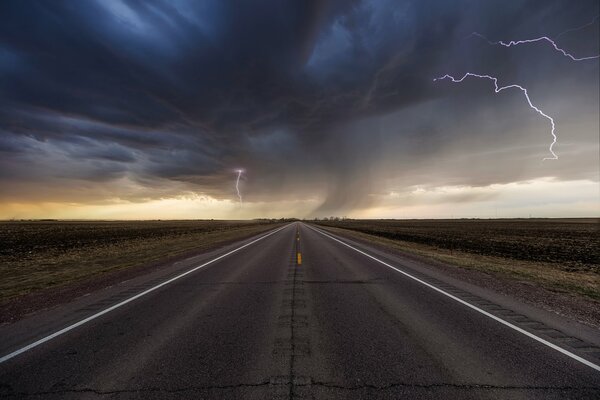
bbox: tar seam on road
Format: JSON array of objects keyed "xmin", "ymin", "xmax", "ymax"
[
  {"xmin": 289, "ymin": 228, "xmax": 300, "ymax": 399},
  {"xmin": 0, "ymin": 224, "xmax": 292, "ymax": 365},
  {"xmin": 306, "ymin": 224, "xmax": 600, "ymax": 373}
]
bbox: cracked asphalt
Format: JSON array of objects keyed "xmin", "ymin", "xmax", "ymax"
[{"xmin": 0, "ymin": 222, "xmax": 599, "ymax": 399}]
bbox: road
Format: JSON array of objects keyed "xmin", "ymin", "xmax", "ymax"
[{"xmin": 1, "ymin": 222, "xmax": 599, "ymax": 399}]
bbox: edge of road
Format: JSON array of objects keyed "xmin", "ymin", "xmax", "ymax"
[
  {"xmin": 308, "ymin": 222, "xmax": 600, "ymax": 331},
  {"xmin": 0, "ymin": 222, "xmax": 295, "ymax": 365},
  {"xmin": 1, "ymin": 222, "xmax": 290, "ymax": 325},
  {"xmin": 303, "ymin": 222, "xmax": 600, "ymax": 374},
  {"xmin": 305, "ymin": 223, "xmax": 600, "ymax": 343}
]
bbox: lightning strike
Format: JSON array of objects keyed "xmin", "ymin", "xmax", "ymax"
[
  {"xmin": 445, "ymin": 19, "xmax": 599, "ymax": 161},
  {"xmin": 469, "ymin": 31, "xmax": 600, "ymax": 61},
  {"xmin": 433, "ymin": 73, "xmax": 558, "ymax": 160},
  {"xmin": 235, "ymin": 169, "xmax": 244, "ymax": 204}
]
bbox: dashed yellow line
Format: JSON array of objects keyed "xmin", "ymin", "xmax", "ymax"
[{"xmin": 297, "ymin": 252, "xmax": 302, "ymax": 265}]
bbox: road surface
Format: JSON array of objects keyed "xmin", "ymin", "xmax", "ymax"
[{"xmin": 1, "ymin": 222, "xmax": 599, "ymax": 399}]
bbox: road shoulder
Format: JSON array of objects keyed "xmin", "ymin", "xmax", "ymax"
[
  {"xmin": 310, "ymin": 224, "xmax": 600, "ymax": 342},
  {"xmin": 0, "ymin": 223, "xmax": 285, "ymax": 324}
]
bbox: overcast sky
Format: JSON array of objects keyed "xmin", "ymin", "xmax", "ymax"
[{"xmin": 0, "ymin": 0, "xmax": 598, "ymax": 219}]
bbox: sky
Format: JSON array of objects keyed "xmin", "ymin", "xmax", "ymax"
[{"xmin": 0, "ymin": 0, "xmax": 598, "ymax": 219}]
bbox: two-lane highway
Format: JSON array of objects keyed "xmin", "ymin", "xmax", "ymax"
[{"xmin": 1, "ymin": 222, "xmax": 599, "ymax": 399}]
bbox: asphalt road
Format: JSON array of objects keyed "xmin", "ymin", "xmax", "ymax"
[{"xmin": 1, "ymin": 222, "xmax": 599, "ymax": 399}]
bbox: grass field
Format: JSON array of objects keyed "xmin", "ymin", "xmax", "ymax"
[
  {"xmin": 314, "ymin": 219, "xmax": 600, "ymax": 300},
  {"xmin": 0, "ymin": 220, "xmax": 282, "ymax": 305}
]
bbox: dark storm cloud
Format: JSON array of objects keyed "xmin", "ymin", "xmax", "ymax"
[{"xmin": 0, "ymin": 0, "xmax": 598, "ymax": 213}]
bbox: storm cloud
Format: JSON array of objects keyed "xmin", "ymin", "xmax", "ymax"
[{"xmin": 0, "ymin": 0, "xmax": 598, "ymax": 217}]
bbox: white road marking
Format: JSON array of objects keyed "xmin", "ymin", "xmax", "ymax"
[
  {"xmin": 306, "ymin": 224, "xmax": 600, "ymax": 373},
  {"xmin": 0, "ymin": 224, "xmax": 292, "ymax": 364}
]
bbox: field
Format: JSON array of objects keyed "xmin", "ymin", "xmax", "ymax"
[
  {"xmin": 0, "ymin": 220, "xmax": 282, "ymax": 306},
  {"xmin": 315, "ymin": 219, "xmax": 600, "ymax": 300}
]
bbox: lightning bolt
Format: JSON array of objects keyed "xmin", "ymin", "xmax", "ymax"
[
  {"xmin": 439, "ymin": 19, "xmax": 599, "ymax": 161},
  {"xmin": 469, "ymin": 21, "xmax": 600, "ymax": 61},
  {"xmin": 433, "ymin": 73, "xmax": 558, "ymax": 160},
  {"xmin": 235, "ymin": 169, "xmax": 244, "ymax": 204}
]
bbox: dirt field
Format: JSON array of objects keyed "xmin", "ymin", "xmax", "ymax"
[
  {"xmin": 314, "ymin": 219, "xmax": 600, "ymax": 300},
  {"xmin": 0, "ymin": 220, "xmax": 282, "ymax": 306}
]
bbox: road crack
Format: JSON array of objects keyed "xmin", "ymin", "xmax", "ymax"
[
  {"xmin": 4, "ymin": 380, "xmax": 598, "ymax": 397},
  {"xmin": 308, "ymin": 380, "xmax": 600, "ymax": 392},
  {"xmin": 0, "ymin": 381, "xmax": 272, "ymax": 397}
]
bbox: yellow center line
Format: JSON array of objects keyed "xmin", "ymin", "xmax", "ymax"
[{"xmin": 297, "ymin": 252, "xmax": 302, "ymax": 265}]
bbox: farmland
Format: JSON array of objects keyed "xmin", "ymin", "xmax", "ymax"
[
  {"xmin": 0, "ymin": 220, "xmax": 282, "ymax": 307},
  {"xmin": 314, "ymin": 218, "xmax": 600, "ymax": 300}
]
